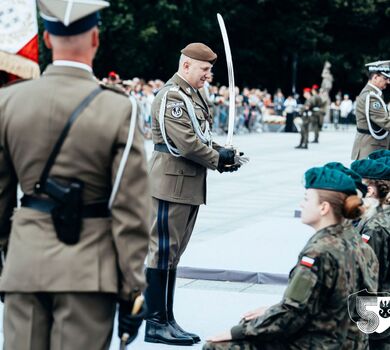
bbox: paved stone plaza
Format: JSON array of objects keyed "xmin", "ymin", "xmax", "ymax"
[{"xmin": 0, "ymin": 128, "xmax": 357, "ymax": 349}]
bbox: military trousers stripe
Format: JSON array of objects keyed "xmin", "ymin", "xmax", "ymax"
[
  {"xmin": 157, "ymin": 200, "xmax": 170, "ymax": 270},
  {"xmin": 148, "ymin": 197, "xmax": 199, "ymax": 269}
]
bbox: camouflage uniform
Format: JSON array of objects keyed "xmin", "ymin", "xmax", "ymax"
[
  {"xmin": 203, "ymin": 224, "xmax": 378, "ymax": 350},
  {"xmin": 359, "ymin": 206, "xmax": 390, "ymax": 349}
]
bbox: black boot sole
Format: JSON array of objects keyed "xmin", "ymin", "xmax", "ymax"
[{"xmin": 144, "ymin": 335, "xmax": 194, "ymax": 346}]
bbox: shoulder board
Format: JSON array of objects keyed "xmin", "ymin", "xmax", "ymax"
[
  {"xmin": 100, "ymin": 83, "xmax": 128, "ymax": 97},
  {"xmin": 300, "ymin": 256, "xmax": 316, "ymax": 268}
]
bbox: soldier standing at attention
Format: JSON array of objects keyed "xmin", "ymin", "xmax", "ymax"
[
  {"xmin": 309, "ymin": 84, "xmax": 323, "ymax": 143},
  {"xmin": 0, "ymin": 1, "xmax": 151, "ymax": 349},
  {"xmin": 145, "ymin": 43, "xmax": 243, "ymax": 345},
  {"xmin": 295, "ymin": 87, "xmax": 311, "ymax": 149},
  {"xmin": 351, "ymin": 157, "xmax": 390, "ymax": 349},
  {"xmin": 203, "ymin": 166, "xmax": 378, "ymax": 350},
  {"xmin": 351, "ymin": 61, "xmax": 390, "ymax": 160}
]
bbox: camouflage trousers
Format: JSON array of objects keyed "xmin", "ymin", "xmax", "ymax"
[{"xmin": 203, "ymin": 340, "xmax": 286, "ymax": 350}]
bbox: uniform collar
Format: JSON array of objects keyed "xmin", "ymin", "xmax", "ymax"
[
  {"xmin": 367, "ymin": 82, "xmax": 383, "ymax": 96},
  {"xmin": 53, "ymin": 60, "xmax": 93, "ymax": 73},
  {"xmin": 171, "ymin": 73, "xmax": 197, "ymax": 96},
  {"xmin": 43, "ymin": 63, "xmax": 95, "ymax": 81}
]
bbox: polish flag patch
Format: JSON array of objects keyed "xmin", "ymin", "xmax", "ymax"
[
  {"xmin": 300, "ymin": 256, "xmax": 315, "ymax": 268},
  {"xmin": 362, "ymin": 234, "xmax": 371, "ymax": 243}
]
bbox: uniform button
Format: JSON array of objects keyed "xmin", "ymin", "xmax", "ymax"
[{"xmin": 179, "ymin": 170, "xmax": 184, "ymax": 174}]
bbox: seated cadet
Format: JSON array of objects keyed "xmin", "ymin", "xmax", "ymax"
[
  {"xmin": 351, "ymin": 157, "xmax": 390, "ymax": 349},
  {"xmin": 203, "ymin": 166, "xmax": 378, "ymax": 350}
]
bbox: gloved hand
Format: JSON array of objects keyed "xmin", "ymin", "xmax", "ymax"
[
  {"xmin": 217, "ymin": 148, "xmax": 235, "ymax": 173},
  {"xmin": 118, "ymin": 297, "xmax": 148, "ymax": 345}
]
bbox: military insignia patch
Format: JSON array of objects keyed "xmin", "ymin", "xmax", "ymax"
[
  {"xmin": 167, "ymin": 101, "xmax": 184, "ymax": 108},
  {"xmin": 362, "ymin": 234, "xmax": 371, "ymax": 243},
  {"xmin": 372, "ymin": 101, "xmax": 382, "ymax": 110},
  {"xmin": 300, "ymin": 256, "xmax": 315, "ymax": 268},
  {"xmin": 171, "ymin": 106, "xmax": 183, "ymax": 118}
]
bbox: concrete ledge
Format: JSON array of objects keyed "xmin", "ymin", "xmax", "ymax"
[{"xmin": 177, "ymin": 266, "xmax": 288, "ymax": 285}]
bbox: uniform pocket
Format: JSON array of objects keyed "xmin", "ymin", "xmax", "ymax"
[{"xmin": 164, "ymin": 158, "xmax": 196, "ymax": 197}]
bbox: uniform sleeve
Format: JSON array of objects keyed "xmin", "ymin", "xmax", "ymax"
[
  {"xmin": 110, "ymin": 105, "xmax": 151, "ymax": 301},
  {"xmin": 163, "ymin": 92, "xmax": 219, "ymax": 170},
  {"xmin": 0, "ymin": 114, "xmax": 17, "ymax": 253},
  {"xmin": 361, "ymin": 220, "xmax": 390, "ymax": 290},
  {"xmin": 367, "ymin": 95, "xmax": 390, "ymax": 130},
  {"xmin": 231, "ymin": 253, "xmax": 337, "ymax": 341}
]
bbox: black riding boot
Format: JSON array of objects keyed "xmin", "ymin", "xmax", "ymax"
[
  {"xmin": 167, "ymin": 269, "xmax": 201, "ymax": 343},
  {"xmin": 144, "ymin": 268, "xmax": 194, "ymax": 345}
]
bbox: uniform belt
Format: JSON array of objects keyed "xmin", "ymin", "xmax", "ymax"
[
  {"xmin": 21, "ymin": 195, "xmax": 111, "ymax": 218},
  {"xmin": 154, "ymin": 144, "xmax": 170, "ymax": 153},
  {"xmin": 357, "ymin": 127, "xmax": 371, "ymax": 135}
]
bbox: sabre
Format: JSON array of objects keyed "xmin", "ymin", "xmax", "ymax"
[{"xmin": 217, "ymin": 13, "xmax": 235, "ymax": 148}]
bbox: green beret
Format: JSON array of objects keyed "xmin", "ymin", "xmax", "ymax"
[
  {"xmin": 351, "ymin": 159, "xmax": 390, "ymax": 180},
  {"xmin": 368, "ymin": 150, "xmax": 390, "ymax": 160},
  {"xmin": 324, "ymin": 162, "xmax": 367, "ymax": 196},
  {"xmin": 375, "ymin": 157, "xmax": 390, "ymax": 167},
  {"xmin": 304, "ymin": 167, "xmax": 357, "ymax": 195}
]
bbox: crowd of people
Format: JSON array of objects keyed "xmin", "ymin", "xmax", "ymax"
[{"xmin": 100, "ymin": 71, "xmax": 360, "ymax": 139}]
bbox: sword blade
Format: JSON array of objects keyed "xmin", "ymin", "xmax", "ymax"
[{"xmin": 217, "ymin": 13, "xmax": 235, "ymax": 148}]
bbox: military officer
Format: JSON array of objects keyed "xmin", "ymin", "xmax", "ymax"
[
  {"xmin": 351, "ymin": 60, "xmax": 390, "ymax": 159},
  {"xmin": 0, "ymin": 1, "xmax": 150, "ymax": 349},
  {"xmin": 295, "ymin": 87, "xmax": 311, "ymax": 149},
  {"xmin": 203, "ymin": 166, "xmax": 378, "ymax": 350},
  {"xmin": 145, "ymin": 43, "xmax": 242, "ymax": 345}
]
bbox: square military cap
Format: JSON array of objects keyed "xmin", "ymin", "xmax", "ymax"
[
  {"xmin": 38, "ymin": 0, "xmax": 110, "ymax": 36},
  {"xmin": 181, "ymin": 43, "xmax": 217, "ymax": 64},
  {"xmin": 366, "ymin": 60, "xmax": 390, "ymax": 78}
]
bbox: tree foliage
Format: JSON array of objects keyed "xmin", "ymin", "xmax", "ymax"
[{"xmin": 39, "ymin": 0, "xmax": 390, "ymax": 97}]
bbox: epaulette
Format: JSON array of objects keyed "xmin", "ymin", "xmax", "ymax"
[{"xmin": 99, "ymin": 83, "xmax": 128, "ymax": 97}]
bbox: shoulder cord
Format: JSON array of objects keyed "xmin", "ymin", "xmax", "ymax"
[
  {"xmin": 365, "ymin": 91, "xmax": 389, "ymax": 140},
  {"xmin": 108, "ymin": 96, "xmax": 138, "ymax": 209},
  {"xmin": 158, "ymin": 86, "xmax": 212, "ymax": 157}
]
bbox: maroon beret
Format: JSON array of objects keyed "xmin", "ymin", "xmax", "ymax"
[{"xmin": 181, "ymin": 43, "xmax": 217, "ymax": 64}]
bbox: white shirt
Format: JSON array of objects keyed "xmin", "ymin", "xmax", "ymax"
[{"xmin": 53, "ymin": 60, "xmax": 93, "ymax": 73}]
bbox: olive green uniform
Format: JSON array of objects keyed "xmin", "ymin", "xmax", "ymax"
[
  {"xmin": 308, "ymin": 94, "xmax": 323, "ymax": 143},
  {"xmin": 148, "ymin": 73, "xmax": 220, "ymax": 269},
  {"xmin": 203, "ymin": 224, "xmax": 378, "ymax": 350},
  {"xmin": 0, "ymin": 65, "xmax": 151, "ymax": 350},
  {"xmin": 351, "ymin": 83, "xmax": 390, "ymax": 160}
]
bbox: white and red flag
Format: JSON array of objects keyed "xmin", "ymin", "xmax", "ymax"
[{"xmin": 0, "ymin": 0, "xmax": 40, "ymax": 82}]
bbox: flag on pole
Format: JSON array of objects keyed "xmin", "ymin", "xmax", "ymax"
[{"xmin": 0, "ymin": 0, "xmax": 40, "ymax": 81}]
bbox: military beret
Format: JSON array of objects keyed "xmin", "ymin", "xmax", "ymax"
[
  {"xmin": 324, "ymin": 162, "xmax": 367, "ymax": 196},
  {"xmin": 366, "ymin": 60, "xmax": 390, "ymax": 78},
  {"xmin": 181, "ymin": 43, "xmax": 217, "ymax": 64},
  {"xmin": 351, "ymin": 159, "xmax": 390, "ymax": 180},
  {"xmin": 38, "ymin": 0, "xmax": 109, "ymax": 36},
  {"xmin": 368, "ymin": 150, "xmax": 390, "ymax": 160},
  {"xmin": 304, "ymin": 167, "xmax": 357, "ymax": 195},
  {"xmin": 376, "ymin": 157, "xmax": 390, "ymax": 167}
]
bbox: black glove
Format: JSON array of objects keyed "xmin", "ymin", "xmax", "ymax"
[
  {"xmin": 118, "ymin": 299, "xmax": 148, "ymax": 345},
  {"xmin": 217, "ymin": 148, "xmax": 235, "ymax": 173}
]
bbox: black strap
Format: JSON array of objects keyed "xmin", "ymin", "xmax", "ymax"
[
  {"xmin": 154, "ymin": 143, "xmax": 170, "ymax": 153},
  {"xmin": 35, "ymin": 87, "xmax": 103, "ymax": 192},
  {"xmin": 21, "ymin": 195, "xmax": 110, "ymax": 218},
  {"xmin": 357, "ymin": 127, "xmax": 371, "ymax": 135}
]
